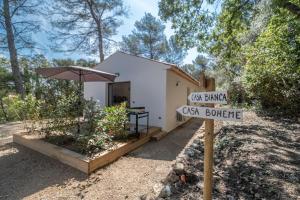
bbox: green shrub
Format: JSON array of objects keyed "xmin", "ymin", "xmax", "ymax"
[
  {"xmin": 83, "ymin": 98, "xmax": 104, "ymax": 133},
  {"xmin": 42, "ymin": 92, "xmax": 79, "ymax": 135},
  {"xmin": 76, "ymin": 132, "xmax": 112, "ymax": 154},
  {"xmin": 243, "ymin": 11, "xmax": 300, "ymax": 115},
  {"xmin": 1, "ymin": 94, "xmax": 42, "ymax": 122},
  {"xmin": 96, "ymin": 102, "xmax": 129, "ymax": 139}
]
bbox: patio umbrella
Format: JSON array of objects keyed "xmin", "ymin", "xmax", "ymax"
[{"xmin": 36, "ymin": 65, "xmax": 117, "ymax": 133}]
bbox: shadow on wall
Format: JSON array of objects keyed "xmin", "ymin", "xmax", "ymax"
[{"xmin": 0, "ymin": 142, "xmax": 87, "ymax": 200}]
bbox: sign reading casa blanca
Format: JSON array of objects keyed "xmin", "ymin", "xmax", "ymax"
[
  {"xmin": 177, "ymin": 106, "xmax": 243, "ymax": 122},
  {"xmin": 188, "ymin": 91, "xmax": 228, "ymax": 104}
]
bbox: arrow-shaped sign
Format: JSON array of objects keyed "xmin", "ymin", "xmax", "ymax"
[
  {"xmin": 188, "ymin": 91, "xmax": 228, "ymax": 104},
  {"xmin": 177, "ymin": 105, "xmax": 243, "ymax": 122}
]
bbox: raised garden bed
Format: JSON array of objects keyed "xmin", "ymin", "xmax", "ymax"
[{"xmin": 13, "ymin": 126, "xmax": 161, "ymax": 174}]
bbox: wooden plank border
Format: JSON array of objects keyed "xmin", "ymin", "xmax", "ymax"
[
  {"xmin": 13, "ymin": 133, "xmax": 89, "ymax": 173},
  {"xmin": 13, "ymin": 127, "xmax": 160, "ymax": 174}
]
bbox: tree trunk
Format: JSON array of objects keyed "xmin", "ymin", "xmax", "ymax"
[
  {"xmin": 34, "ymin": 74, "xmax": 41, "ymax": 99},
  {"xmin": 283, "ymin": 1, "xmax": 300, "ymax": 19},
  {"xmin": 98, "ymin": 26, "xmax": 105, "ymax": 62},
  {"xmin": 0, "ymin": 97, "xmax": 9, "ymax": 121},
  {"xmin": 85, "ymin": 0, "xmax": 105, "ymax": 62},
  {"xmin": 3, "ymin": 0, "xmax": 25, "ymax": 98}
]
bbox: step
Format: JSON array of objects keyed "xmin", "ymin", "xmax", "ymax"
[{"xmin": 151, "ymin": 131, "xmax": 168, "ymax": 141}]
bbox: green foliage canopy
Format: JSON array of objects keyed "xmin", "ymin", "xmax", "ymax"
[
  {"xmin": 121, "ymin": 13, "xmax": 187, "ymax": 65},
  {"xmin": 243, "ymin": 10, "xmax": 300, "ymax": 112}
]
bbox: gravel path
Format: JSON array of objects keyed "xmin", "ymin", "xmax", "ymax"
[{"xmin": 0, "ymin": 119, "xmax": 203, "ymax": 200}]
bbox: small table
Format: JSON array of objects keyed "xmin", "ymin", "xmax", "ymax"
[{"xmin": 127, "ymin": 108, "xmax": 149, "ymax": 136}]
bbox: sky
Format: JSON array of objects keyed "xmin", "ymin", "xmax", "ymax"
[{"xmin": 31, "ymin": 0, "xmax": 198, "ymax": 65}]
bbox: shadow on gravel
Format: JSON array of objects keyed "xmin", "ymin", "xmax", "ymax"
[
  {"xmin": 0, "ymin": 142, "xmax": 86, "ymax": 200},
  {"xmin": 158, "ymin": 117, "xmax": 299, "ymax": 200},
  {"xmin": 129, "ymin": 119, "xmax": 203, "ymax": 161},
  {"xmin": 213, "ymin": 123, "xmax": 300, "ymax": 200}
]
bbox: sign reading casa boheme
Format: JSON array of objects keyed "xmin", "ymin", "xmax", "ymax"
[{"xmin": 177, "ymin": 91, "xmax": 243, "ymax": 122}]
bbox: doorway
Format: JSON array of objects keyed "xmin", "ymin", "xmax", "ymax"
[{"xmin": 108, "ymin": 81, "xmax": 130, "ymax": 106}]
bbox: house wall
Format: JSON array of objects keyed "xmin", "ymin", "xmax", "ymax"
[
  {"xmin": 84, "ymin": 52, "xmax": 168, "ymax": 128},
  {"xmin": 164, "ymin": 70, "xmax": 201, "ymax": 132}
]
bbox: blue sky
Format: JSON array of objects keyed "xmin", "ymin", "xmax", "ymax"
[{"xmin": 32, "ymin": 0, "xmax": 198, "ymax": 64}]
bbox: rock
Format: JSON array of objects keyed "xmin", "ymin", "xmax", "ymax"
[
  {"xmin": 160, "ymin": 184, "xmax": 172, "ymax": 198},
  {"xmin": 191, "ymin": 143, "xmax": 199, "ymax": 149},
  {"xmin": 174, "ymin": 181, "xmax": 182, "ymax": 189},
  {"xmin": 177, "ymin": 155, "xmax": 188, "ymax": 163},
  {"xmin": 192, "ymin": 148, "xmax": 202, "ymax": 156},
  {"xmin": 166, "ymin": 173, "xmax": 179, "ymax": 183},
  {"xmin": 193, "ymin": 138, "xmax": 201, "ymax": 145},
  {"xmin": 72, "ymin": 182, "xmax": 80, "ymax": 189},
  {"xmin": 173, "ymin": 162, "xmax": 185, "ymax": 175},
  {"xmin": 196, "ymin": 182, "xmax": 203, "ymax": 189},
  {"xmin": 152, "ymin": 183, "xmax": 164, "ymax": 196},
  {"xmin": 185, "ymin": 148, "xmax": 195, "ymax": 157},
  {"xmin": 179, "ymin": 174, "xmax": 186, "ymax": 184},
  {"xmin": 140, "ymin": 194, "xmax": 155, "ymax": 200},
  {"xmin": 227, "ymin": 195, "xmax": 235, "ymax": 200}
]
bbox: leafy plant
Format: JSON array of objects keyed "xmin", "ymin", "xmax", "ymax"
[
  {"xmin": 1, "ymin": 94, "xmax": 41, "ymax": 120},
  {"xmin": 96, "ymin": 102, "xmax": 129, "ymax": 140},
  {"xmin": 243, "ymin": 10, "xmax": 300, "ymax": 115},
  {"xmin": 42, "ymin": 92, "xmax": 79, "ymax": 136},
  {"xmin": 83, "ymin": 98, "xmax": 104, "ymax": 133},
  {"xmin": 76, "ymin": 132, "xmax": 112, "ymax": 154}
]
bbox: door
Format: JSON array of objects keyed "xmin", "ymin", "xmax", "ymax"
[{"xmin": 108, "ymin": 81, "xmax": 130, "ymax": 106}]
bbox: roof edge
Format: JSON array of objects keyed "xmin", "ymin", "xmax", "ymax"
[{"xmin": 116, "ymin": 51, "xmax": 200, "ymax": 86}]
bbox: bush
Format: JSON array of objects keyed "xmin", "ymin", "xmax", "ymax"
[
  {"xmin": 42, "ymin": 92, "xmax": 79, "ymax": 135},
  {"xmin": 76, "ymin": 132, "xmax": 112, "ymax": 154},
  {"xmin": 83, "ymin": 98, "xmax": 104, "ymax": 133},
  {"xmin": 0, "ymin": 94, "xmax": 42, "ymax": 122},
  {"xmin": 227, "ymin": 81, "xmax": 251, "ymax": 108},
  {"xmin": 96, "ymin": 102, "xmax": 129, "ymax": 139},
  {"xmin": 243, "ymin": 11, "xmax": 300, "ymax": 115}
]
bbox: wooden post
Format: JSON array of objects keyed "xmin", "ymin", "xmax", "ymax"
[{"xmin": 203, "ymin": 78, "xmax": 215, "ymax": 200}]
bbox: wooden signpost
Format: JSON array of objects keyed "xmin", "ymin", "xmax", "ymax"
[
  {"xmin": 188, "ymin": 91, "xmax": 228, "ymax": 104},
  {"xmin": 176, "ymin": 106, "xmax": 243, "ymax": 122},
  {"xmin": 177, "ymin": 76, "xmax": 243, "ymax": 200}
]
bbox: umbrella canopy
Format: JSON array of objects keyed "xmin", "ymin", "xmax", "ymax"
[
  {"xmin": 36, "ymin": 65, "xmax": 117, "ymax": 134},
  {"xmin": 36, "ymin": 65, "xmax": 117, "ymax": 82}
]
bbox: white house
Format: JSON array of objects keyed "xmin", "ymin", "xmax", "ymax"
[{"xmin": 84, "ymin": 51, "xmax": 200, "ymax": 132}]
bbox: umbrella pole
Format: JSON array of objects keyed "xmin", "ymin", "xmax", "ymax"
[{"xmin": 77, "ymin": 70, "xmax": 82, "ymax": 134}]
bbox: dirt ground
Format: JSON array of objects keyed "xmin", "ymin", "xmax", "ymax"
[
  {"xmin": 159, "ymin": 111, "xmax": 300, "ymax": 200},
  {"xmin": 213, "ymin": 112, "xmax": 300, "ymax": 199},
  {"xmin": 1, "ymin": 112, "xmax": 299, "ymax": 200},
  {"xmin": 0, "ymin": 119, "xmax": 203, "ymax": 200},
  {"xmin": 0, "ymin": 121, "xmax": 23, "ymax": 139}
]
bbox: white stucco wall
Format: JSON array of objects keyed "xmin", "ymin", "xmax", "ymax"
[
  {"xmin": 164, "ymin": 70, "xmax": 201, "ymax": 132},
  {"xmin": 84, "ymin": 52, "xmax": 168, "ymax": 128}
]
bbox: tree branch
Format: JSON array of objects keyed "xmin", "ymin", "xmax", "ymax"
[{"xmin": 283, "ymin": 1, "xmax": 300, "ymax": 19}]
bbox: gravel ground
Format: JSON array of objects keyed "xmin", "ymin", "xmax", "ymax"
[
  {"xmin": 156, "ymin": 111, "xmax": 300, "ymax": 200},
  {"xmin": 0, "ymin": 121, "xmax": 23, "ymax": 139},
  {"xmin": 0, "ymin": 119, "xmax": 203, "ymax": 200}
]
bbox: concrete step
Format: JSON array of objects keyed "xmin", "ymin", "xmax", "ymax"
[{"xmin": 151, "ymin": 131, "xmax": 168, "ymax": 141}]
